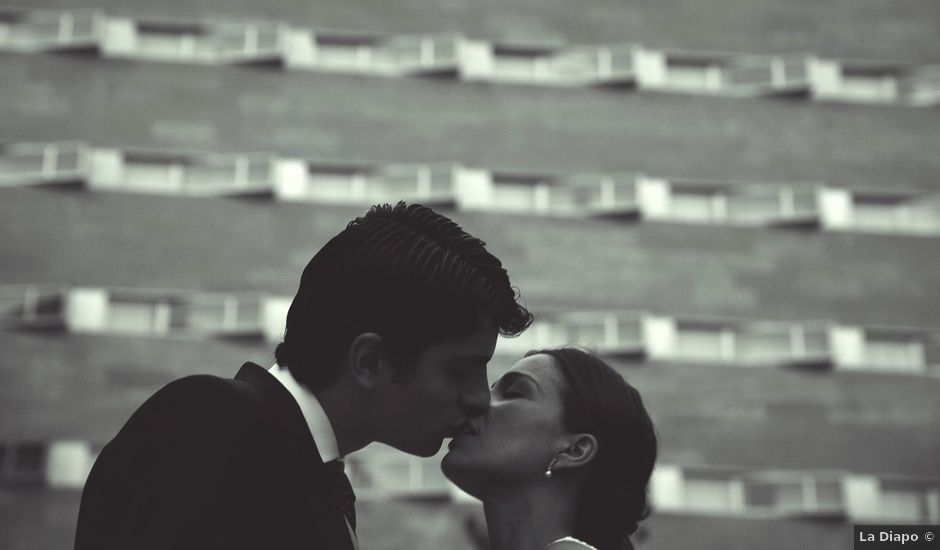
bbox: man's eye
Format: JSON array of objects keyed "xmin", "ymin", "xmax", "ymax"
[{"xmin": 454, "ymin": 366, "xmax": 478, "ymax": 377}]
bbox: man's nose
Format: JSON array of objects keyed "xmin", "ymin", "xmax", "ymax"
[{"xmin": 458, "ymin": 386, "xmax": 491, "ymax": 416}]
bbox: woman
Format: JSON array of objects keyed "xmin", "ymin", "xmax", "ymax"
[{"xmin": 442, "ymin": 348, "xmax": 658, "ymax": 550}]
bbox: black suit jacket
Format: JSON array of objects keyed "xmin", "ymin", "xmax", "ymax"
[{"xmin": 75, "ymin": 362, "xmax": 355, "ymax": 550}]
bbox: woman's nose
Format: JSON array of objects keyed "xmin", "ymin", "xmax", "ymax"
[{"xmin": 458, "ymin": 386, "xmax": 491, "ymax": 417}]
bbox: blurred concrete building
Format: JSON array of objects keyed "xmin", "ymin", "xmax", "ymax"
[{"xmin": 1, "ymin": 1, "xmax": 939, "ymax": 549}]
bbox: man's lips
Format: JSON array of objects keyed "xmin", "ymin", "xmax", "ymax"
[{"xmin": 448, "ymin": 421, "xmax": 478, "ymax": 439}]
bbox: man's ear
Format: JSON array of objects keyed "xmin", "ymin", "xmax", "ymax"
[
  {"xmin": 554, "ymin": 433, "xmax": 598, "ymax": 472},
  {"xmin": 347, "ymin": 332, "xmax": 385, "ymax": 391}
]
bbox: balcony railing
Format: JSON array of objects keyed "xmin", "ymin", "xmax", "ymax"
[
  {"xmin": 844, "ymin": 191, "xmax": 940, "ymax": 235},
  {"xmin": 726, "ymin": 186, "xmax": 821, "ymax": 226},
  {"xmin": 2, "ymin": 140, "xmax": 937, "ymax": 235},
  {"xmin": 550, "ymin": 311, "xmax": 646, "ymax": 357},
  {"xmin": 370, "ymin": 163, "xmax": 459, "ymax": 206},
  {"xmin": 721, "ymin": 55, "xmax": 811, "ymax": 96},
  {"xmin": 297, "ymin": 162, "xmax": 458, "ymax": 205},
  {"xmin": 899, "ymin": 65, "xmax": 940, "ymax": 106},
  {"xmin": 380, "ymin": 33, "xmax": 461, "ymax": 76},
  {"xmin": 0, "ymin": 284, "xmax": 68, "ymax": 331},
  {"xmin": 550, "ymin": 43, "xmax": 638, "ymax": 86},
  {"xmin": 0, "ymin": 142, "xmax": 87, "ymax": 187},
  {"xmin": 732, "ymin": 322, "xmax": 833, "ymax": 367},
  {"xmin": 172, "ymin": 292, "xmax": 266, "ymax": 339},
  {"xmin": 0, "ymin": 8, "xmax": 101, "ymax": 51},
  {"xmin": 214, "ymin": 22, "xmax": 286, "ymax": 64},
  {"xmin": 659, "ymin": 179, "xmax": 824, "ymax": 227},
  {"xmin": 3, "ymin": 7, "xmax": 939, "ymax": 107},
  {"xmin": 560, "ymin": 173, "xmax": 642, "ymax": 218},
  {"xmin": 114, "ymin": 152, "xmax": 274, "ymax": 196},
  {"xmin": 183, "ymin": 154, "xmax": 274, "ymax": 196},
  {"xmin": 1, "ymin": 284, "xmax": 936, "ymax": 376}
]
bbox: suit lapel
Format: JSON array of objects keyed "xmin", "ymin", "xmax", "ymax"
[{"xmin": 234, "ymin": 362, "xmax": 356, "ymax": 550}]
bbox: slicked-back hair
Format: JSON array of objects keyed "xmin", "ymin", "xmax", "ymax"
[{"xmin": 275, "ymin": 202, "xmax": 532, "ymax": 389}]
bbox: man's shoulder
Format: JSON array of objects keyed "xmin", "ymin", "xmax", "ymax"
[
  {"xmin": 123, "ymin": 369, "xmax": 271, "ymax": 439},
  {"xmin": 149, "ymin": 372, "xmax": 254, "ymax": 411}
]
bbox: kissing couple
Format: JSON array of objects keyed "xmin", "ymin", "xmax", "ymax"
[{"xmin": 75, "ymin": 203, "xmax": 658, "ymax": 550}]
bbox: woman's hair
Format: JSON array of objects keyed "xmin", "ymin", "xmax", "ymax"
[
  {"xmin": 276, "ymin": 202, "xmax": 532, "ymax": 389},
  {"xmin": 526, "ymin": 348, "xmax": 658, "ymax": 550}
]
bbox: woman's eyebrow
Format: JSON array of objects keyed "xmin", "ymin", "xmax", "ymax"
[{"xmin": 494, "ymin": 371, "xmax": 542, "ymax": 390}]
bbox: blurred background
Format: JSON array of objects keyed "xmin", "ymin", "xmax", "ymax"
[{"xmin": 1, "ymin": 0, "xmax": 939, "ymax": 549}]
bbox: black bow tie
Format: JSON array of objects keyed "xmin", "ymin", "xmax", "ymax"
[{"xmin": 324, "ymin": 460, "xmax": 357, "ymax": 531}]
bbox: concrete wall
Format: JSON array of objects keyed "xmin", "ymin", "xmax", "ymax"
[
  {"xmin": 3, "ymin": 331, "xmax": 938, "ymax": 478},
  {"xmin": 2, "ymin": 0, "xmax": 939, "ymax": 62},
  {"xmin": 1, "ymin": 1, "xmax": 937, "ymax": 548},
  {"xmin": 1, "ymin": 53, "xmax": 939, "ymax": 191},
  {"xmin": 3, "ymin": 188, "xmax": 939, "ymax": 327}
]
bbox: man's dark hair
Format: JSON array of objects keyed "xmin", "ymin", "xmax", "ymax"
[{"xmin": 275, "ymin": 202, "xmax": 532, "ymax": 389}]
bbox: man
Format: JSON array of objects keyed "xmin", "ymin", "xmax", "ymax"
[{"xmin": 75, "ymin": 202, "xmax": 532, "ymax": 550}]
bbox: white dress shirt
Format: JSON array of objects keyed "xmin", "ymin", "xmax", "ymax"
[{"xmin": 268, "ymin": 364, "xmax": 358, "ymax": 549}]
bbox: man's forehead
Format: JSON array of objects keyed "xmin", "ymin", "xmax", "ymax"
[{"xmin": 432, "ymin": 328, "xmax": 498, "ymax": 357}]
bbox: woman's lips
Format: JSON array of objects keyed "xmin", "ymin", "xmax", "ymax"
[{"xmin": 448, "ymin": 430, "xmax": 477, "ymax": 449}]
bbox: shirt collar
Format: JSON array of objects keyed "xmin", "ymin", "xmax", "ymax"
[{"xmin": 268, "ymin": 364, "xmax": 341, "ymax": 462}]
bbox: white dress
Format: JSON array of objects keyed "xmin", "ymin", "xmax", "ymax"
[{"xmin": 546, "ymin": 536, "xmax": 599, "ymax": 549}]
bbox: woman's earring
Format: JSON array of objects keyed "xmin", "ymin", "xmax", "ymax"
[{"xmin": 544, "ymin": 456, "xmax": 559, "ymax": 478}]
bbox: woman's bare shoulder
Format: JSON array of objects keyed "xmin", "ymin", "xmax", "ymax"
[{"xmin": 546, "ymin": 537, "xmax": 599, "ymax": 550}]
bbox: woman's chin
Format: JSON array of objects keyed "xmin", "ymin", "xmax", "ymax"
[
  {"xmin": 441, "ymin": 449, "xmax": 483, "ymax": 497},
  {"xmin": 440, "ymin": 446, "xmax": 466, "ymax": 477}
]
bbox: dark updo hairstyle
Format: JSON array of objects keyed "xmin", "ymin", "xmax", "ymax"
[
  {"xmin": 526, "ymin": 348, "xmax": 657, "ymax": 550},
  {"xmin": 276, "ymin": 202, "xmax": 532, "ymax": 389}
]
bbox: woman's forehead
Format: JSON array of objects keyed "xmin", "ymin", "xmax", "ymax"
[{"xmin": 509, "ymin": 354, "xmax": 565, "ymax": 389}]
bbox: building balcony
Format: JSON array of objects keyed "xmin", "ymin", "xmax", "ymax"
[
  {"xmin": 0, "ymin": 285, "xmax": 291, "ymax": 342},
  {"xmin": 0, "ymin": 8, "xmax": 103, "ymax": 53},
  {"xmin": 3, "ymin": 141, "xmax": 939, "ymax": 236},
  {"xmin": 719, "ymin": 55, "xmax": 813, "ymax": 98},
  {"xmin": 470, "ymin": 170, "xmax": 644, "ymax": 218},
  {"xmin": 274, "ymin": 160, "xmax": 460, "ymax": 207},
  {"xmin": 899, "ymin": 65, "xmax": 940, "ymax": 107},
  {"xmin": 282, "ymin": 30, "xmax": 465, "ymax": 77},
  {"xmin": 822, "ymin": 187, "xmax": 940, "ymax": 235},
  {"xmin": 0, "ymin": 284, "xmax": 70, "ymax": 332},
  {"xmin": 640, "ymin": 177, "xmax": 827, "ymax": 228},
  {"xmin": 493, "ymin": 309, "xmax": 939, "ymax": 376},
  {"xmin": 0, "ymin": 142, "xmax": 89, "ymax": 188},
  {"xmin": 98, "ymin": 17, "xmax": 289, "ymax": 66},
  {"xmin": 90, "ymin": 148, "xmax": 276, "ymax": 197},
  {"xmin": 553, "ymin": 43, "xmax": 640, "ymax": 87},
  {"xmin": 2, "ymin": 8, "xmax": 938, "ymax": 107},
  {"xmin": 807, "ymin": 58, "xmax": 940, "ymax": 107},
  {"xmin": 4, "ymin": 279, "xmax": 935, "ymax": 376},
  {"xmin": 517, "ymin": 311, "xmax": 648, "ymax": 359},
  {"xmin": 380, "ymin": 33, "xmax": 462, "ymax": 77},
  {"xmin": 652, "ymin": 465, "xmax": 940, "ymax": 524}
]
